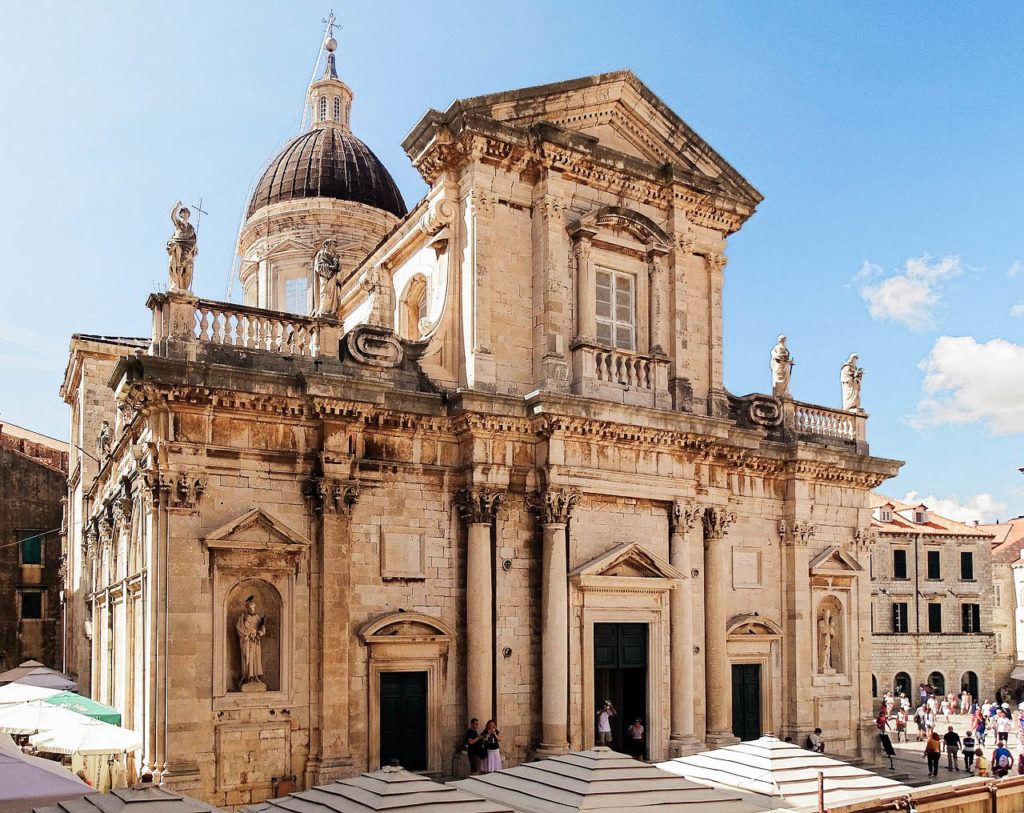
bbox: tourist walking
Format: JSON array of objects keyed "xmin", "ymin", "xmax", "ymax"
[
  {"xmin": 993, "ymin": 742, "xmax": 1014, "ymax": 778},
  {"xmin": 481, "ymin": 720, "xmax": 502, "ymax": 773},
  {"xmin": 464, "ymin": 717, "xmax": 484, "ymax": 775},
  {"xmin": 963, "ymin": 730, "xmax": 976, "ymax": 773},
  {"xmin": 976, "ymin": 712, "xmax": 988, "ymax": 746},
  {"xmin": 942, "ymin": 726, "xmax": 961, "ymax": 772},
  {"xmin": 626, "ymin": 718, "xmax": 645, "ymax": 759},
  {"xmin": 895, "ymin": 708, "xmax": 908, "ymax": 742},
  {"xmin": 997, "ymin": 710, "xmax": 1012, "ymax": 744},
  {"xmin": 924, "ymin": 732, "xmax": 941, "ymax": 777}
]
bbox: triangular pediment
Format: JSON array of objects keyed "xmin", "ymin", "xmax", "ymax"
[
  {"xmin": 570, "ymin": 541, "xmax": 683, "ymax": 581},
  {"xmin": 202, "ymin": 507, "xmax": 310, "ymax": 552},
  {"xmin": 450, "ymin": 70, "xmax": 762, "ymax": 207},
  {"xmin": 809, "ymin": 545, "xmax": 863, "ymax": 575}
]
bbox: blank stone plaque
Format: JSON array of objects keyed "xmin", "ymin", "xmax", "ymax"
[{"xmin": 380, "ymin": 526, "xmax": 427, "ymax": 580}]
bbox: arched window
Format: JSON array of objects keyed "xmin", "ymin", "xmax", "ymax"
[
  {"xmin": 399, "ymin": 274, "xmax": 429, "ymax": 340},
  {"xmin": 961, "ymin": 671, "xmax": 979, "ymax": 700},
  {"xmin": 333, "ymin": 96, "xmax": 341, "ymax": 121},
  {"xmin": 894, "ymin": 671, "xmax": 912, "ymax": 697},
  {"xmin": 319, "ymin": 96, "xmax": 327, "ymax": 122},
  {"xmin": 871, "ymin": 674, "xmax": 878, "ymax": 698},
  {"xmin": 928, "ymin": 671, "xmax": 945, "ymax": 695}
]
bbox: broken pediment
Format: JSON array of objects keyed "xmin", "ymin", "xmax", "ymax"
[
  {"xmin": 809, "ymin": 545, "xmax": 863, "ymax": 576},
  {"xmin": 202, "ymin": 507, "xmax": 311, "ymax": 555},
  {"xmin": 570, "ymin": 541, "xmax": 683, "ymax": 587}
]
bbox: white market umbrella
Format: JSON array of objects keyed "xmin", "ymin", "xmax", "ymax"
[
  {"xmin": 0, "ymin": 683, "xmax": 60, "ymax": 705},
  {"xmin": 0, "ymin": 702, "xmax": 85, "ymax": 736},
  {"xmin": 0, "ymin": 734, "xmax": 92, "ymax": 813},
  {"xmin": 0, "ymin": 661, "xmax": 79, "ymax": 692},
  {"xmin": 30, "ymin": 717, "xmax": 143, "ymax": 756}
]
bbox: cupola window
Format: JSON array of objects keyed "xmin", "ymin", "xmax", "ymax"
[
  {"xmin": 595, "ymin": 269, "xmax": 635, "ymax": 351},
  {"xmin": 333, "ymin": 96, "xmax": 341, "ymax": 121},
  {"xmin": 285, "ymin": 277, "xmax": 309, "ymax": 314},
  {"xmin": 319, "ymin": 96, "xmax": 327, "ymax": 122}
]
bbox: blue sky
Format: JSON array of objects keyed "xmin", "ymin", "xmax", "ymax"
[{"xmin": 1, "ymin": 2, "xmax": 1021, "ymax": 521}]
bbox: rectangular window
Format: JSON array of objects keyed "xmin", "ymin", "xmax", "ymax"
[
  {"xmin": 995, "ymin": 583, "xmax": 1002, "ymax": 608},
  {"xmin": 594, "ymin": 269, "xmax": 635, "ymax": 351},
  {"xmin": 18, "ymin": 530, "xmax": 43, "ymax": 565},
  {"xmin": 962, "ymin": 603, "xmax": 981, "ymax": 633},
  {"xmin": 19, "ymin": 591, "xmax": 43, "ymax": 620},
  {"xmin": 928, "ymin": 602, "xmax": 943, "ymax": 633},
  {"xmin": 926, "ymin": 550, "xmax": 941, "ymax": 580},
  {"xmin": 893, "ymin": 549, "xmax": 908, "ymax": 579},
  {"xmin": 285, "ymin": 277, "xmax": 308, "ymax": 314},
  {"xmin": 892, "ymin": 602, "xmax": 909, "ymax": 633},
  {"xmin": 960, "ymin": 551, "xmax": 975, "ymax": 580}
]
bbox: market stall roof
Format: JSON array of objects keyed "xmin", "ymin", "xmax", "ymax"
[
  {"xmin": 43, "ymin": 693, "xmax": 121, "ymax": 725},
  {"xmin": 30, "ymin": 717, "xmax": 143, "ymax": 756},
  {"xmin": 0, "ymin": 661, "xmax": 79, "ymax": 692},
  {"xmin": 0, "ymin": 702, "xmax": 89, "ymax": 736},
  {"xmin": 32, "ymin": 786, "xmax": 225, "ymax": 813},
  {"xmin": 0, "ymin": 683, "xmax": 60, "ymax": 705},
  {"xmin": 450, "ymin": 747, "xmax": 761, "ymax": 813},
  {"xmin": 0, "ymin": 734, "xmax": 93, "ymax": 813},
  {"xmin": 657, "ymin": 737, "xmax": 909, "ymax": 810},
  {"xmin": 244, "ymin": 765, "xmax": 513, "ymax": 813}
]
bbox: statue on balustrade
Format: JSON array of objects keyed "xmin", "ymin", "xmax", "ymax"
[
  {"xmin": 313, "ymin": 239, "xmax": 341, "ymax": 318},
  {"xmin": 166, "ymin": 201, "xmax": 198, "ymax": 291},
  {"xmin": 770, "ymin": 334, "xmax": 794, "ymax": 398},
  {"xmin": 840, "ymin": 353, "xmax": 865, "ymax": 412},
  {"xmin": 235, "ymin": 595, "xmax": 267, "ymax": 692},
  {"xmin": 362, "ymin": 264, "xmax": 395, "ymax": 330}
]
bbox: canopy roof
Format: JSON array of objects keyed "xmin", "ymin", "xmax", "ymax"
[
  {"xmin": 32, "ymin": 786, "xmax": 225, "ymax": 813},
  {"xmin": 0, "ymin": 661, "xmax": 79, "ymax": 692},
  {"xmin": 244, "ymin": 765, "xmax": 512, "ymax": 813},
  {"xmin": 0, "ymin": 702, "xmax": 88, "ymax": 736},
  {"xmin": 657, "ymin": 737, "xmax": 909, "ymax": 810},
  {"xmin": 0, "ymin": 683, "xmax": 60, "ymax": 705},
  {"xmin": 0, "ymin": 734, "xmax": 92, "ymax": 813},
  {"xmin": 450, "ymin": 747, "xmax": 760, "ymax": 813},
  {"xmin": 44, "ymin": 693, "xmax": 121, "ymax": 725},
  {"xmin": 30, "ymin": 717, "xmax": 143, "ymax": 755}
]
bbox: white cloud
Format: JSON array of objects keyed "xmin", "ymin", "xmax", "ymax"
[
  {"xmin": 1009, "ymin": 260, "xmax": 1024, "ymax": 278},
  {"xmin": 913, "ymin": 336, "xmax": 1024, "ymax": 434},
  {"xmin": 902, "ymin": 490, "xmax": 1008, "ymax": 525},
  {"xmin": 857, "ymin": 255, "xmax": 962, "ymax": 331},
  {"xmin": 1011, "ymin": 303, "xmax": 1024, "ymax": 317}
]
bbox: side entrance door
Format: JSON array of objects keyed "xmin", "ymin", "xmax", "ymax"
[
  {"xmin": 379, "ymin": 671, "xmax": 427, "ymax": 770},
  {"xmin": 594, "ymin": 623, "xmax": 648, "ymax": 753},
  {"xmin": 731, "ymin": 663, "xmax": 762, "ymax": 742}
]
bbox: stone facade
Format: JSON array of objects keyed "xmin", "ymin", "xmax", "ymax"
[
  {"xmin": 0, "ymin": 422, "xmax": 67, "ymax": 671},
  {"xmin": 868, "ymin": 494, "xmax": 995, "ymax": 702},
  {"xmin": 62, "ymin": 58, "xmax": 901, "ymax": 808},
  {"xmin": 982, "ymin": 517, "xmax": 1024, "ymax": 699}
]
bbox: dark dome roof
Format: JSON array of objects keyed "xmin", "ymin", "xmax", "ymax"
[{"xmin": 247, "ymin": 127, "xmax": 407, "ymax": 219}]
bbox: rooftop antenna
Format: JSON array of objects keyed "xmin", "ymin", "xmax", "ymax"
[{"xmin": 299, "ymin": 11, "xmax": 339, "ymax": 132}]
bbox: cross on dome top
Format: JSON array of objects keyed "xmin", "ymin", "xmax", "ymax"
[{"xmin": 307, "ymin": 13, "xmax": 351, "ymax": 131}]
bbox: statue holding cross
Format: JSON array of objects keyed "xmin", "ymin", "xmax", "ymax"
[{"xmin": 166, "ymin": 200, "xmax": 198, "ymax": 291}]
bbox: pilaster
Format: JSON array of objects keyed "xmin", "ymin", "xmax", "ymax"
[
  {"xmin": 531, "ymin": 179, "xmax": 572, "ymax": 392},
  {"xmin": 669, "ymin": 501, "xmax": 703, "ymax": 755},
  {"xmin": 702, "ymin": 506, "xmax": 739, "ymax": 747}
]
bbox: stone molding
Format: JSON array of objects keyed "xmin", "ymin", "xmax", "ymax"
[
  {"xmin": 454, "ymin": 489, "xmax": 503, "ymax": 525},
  {"xmin": 304, "ymin": 477, "xmax": 359, "ymax": 515},
  {"xmin": 172, "ymin": 471, "xmax": 206, "ymax": 510},
  {"xmin": 779, "ymin": 520, "xmax": 817, "ymax": 547},
  {"xmin": 702, "ymin": 507, "xmax": 736, "ymax": 543},
  {"xmin": 669, "ymin": 502, "xmax": 704, "ymax": 535},
  {"xmin": 528, "ymin": 488, "xmax": 581, "ymax": 525},
  {"xmin": 343, "ymin": 324, "xmax": 404, "ymax": 368}
]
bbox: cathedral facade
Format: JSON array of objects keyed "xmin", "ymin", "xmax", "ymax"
[{"xmin": 61, "ymin": 39, "xmax": 900, "ymax": 808}]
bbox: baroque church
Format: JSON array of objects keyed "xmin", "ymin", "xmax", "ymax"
[{"xmin": 60, "ymin": 28, "xmax": 901, "ymax": 809}]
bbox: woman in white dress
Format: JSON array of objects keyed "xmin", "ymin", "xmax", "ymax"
[{"xmin": 481, "ymin": 719, "xmax": 502, "ymax": 773}]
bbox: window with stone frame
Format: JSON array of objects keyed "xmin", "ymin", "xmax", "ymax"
[
  {"xmin": 18, "ymin": 530, "xmax": 43, "ymax": 566},
  {"xmin": 319, "ymin": 95, "xmax": 327, "ymax": 121},
  {"xmin": 892, "ymin": 548, "xmax": 908, "ymax": 579},
  {"xmin": 961, "ymin": 603, "xmax": 981, "ymax": 633},
  {"xmin": 892, "ymin": 602, "xmax": 909, "ymax": 633},
  {"xmin": 333, "ymin": 96, "xmax": 341, "ymax": 121},
  {"xmin": 927, "ymin": 602, "xmax": 943, "ymax": 633},
  {"xmin": 19, "ymin": 590, "xmax": 43, "ymax": 620},
  {"xmin": 960, "ymin": 551, "xmax": 975, "ymax": 580},
  {"xmin": 595, "ymin": 268, "xmax": 635, "ymax": 351},
  {"xmin": 285, "ymin": 277, "xmax": 308, "ymax": 314},
  {"xmin": 926, "ymin": 550, "xmax": 940, "ymax": 580}
]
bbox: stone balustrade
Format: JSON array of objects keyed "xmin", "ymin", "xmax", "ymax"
[
  {"xmin": 571, "ymin": 342, "xmax": 671, "ymax": 409},
  {"xmin": 195, "ymin": 301, "xmax": 319, "ymax": 357},
  {"xmin": 786, "ymin": 400, "xmax": 867, "ymax": 444}
]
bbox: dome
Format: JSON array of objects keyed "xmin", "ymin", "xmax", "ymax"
[{"xmin": 246, "ymin": 127, "xmax": 407, "ymax": 219}]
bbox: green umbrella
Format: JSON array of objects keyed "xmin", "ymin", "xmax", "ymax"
[{"xmin": 42, "ymin": 692, "xmax": 121, "ymax": 725}]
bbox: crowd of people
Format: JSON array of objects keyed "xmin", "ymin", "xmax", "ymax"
[{"xmin": 876, "ymin": 685, "xmax": 1024, "ymax": 779}]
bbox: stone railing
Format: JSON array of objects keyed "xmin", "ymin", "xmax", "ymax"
[
  {"xmin": 194, "ymin": 300, "xmax": 318, "ymax": 357},
  {"xmin": 786, "ymin": 400, "xmax": 867, "ymax": 444},
  {"xmin": 571, "ymin": 342, "xmax": 671, "ymax": 409}
]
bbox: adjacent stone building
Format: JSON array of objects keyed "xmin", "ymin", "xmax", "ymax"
[
  {"xmin": 0, "ymin": 421, "xmax": 68, "ymax": 671},
  {"xmin": 868, "ymin": 494, "xmax": 995, "ymax": 702},
  {"xmin": 62, "ymin": 33, "xmax": 901, "ymax": 809},
  {"xmin": 982, "ymin": 517, "xmax": 1024, "ymax": 700}
]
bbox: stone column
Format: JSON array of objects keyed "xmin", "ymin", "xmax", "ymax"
[
  {"xmin": 530, "ymin": 488, "xmax": 580, "ymax": 755},
  {"xmin": 669, "ymin": 502, "xmax": 703, "ymax": 755},
  {"xmin": 306, "ymin": 475, "xmax": 359, "ymax": 783},
  {"xmin": 570, "ymin": 228, "xmax": 597, "ymax": 343},
  {"xmin": 702, "ymin": 507, "xmax": 738, "ymax": 747},
  {"xmin": 780, "ymin": 518, "xmax": 816, "ymax": 743},
  {"xmin": 705, "ymin": 254, "xmax": 727, "ymax": 416},
  {"xmin": 456, "ymin": 489, "xmax": 503, "ymax": 722}
]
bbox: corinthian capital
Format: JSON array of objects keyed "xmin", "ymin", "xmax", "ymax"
[
  {"xmin": 305, "ymin": 477, "xmax": 359, "ymax": 515},
  {"xmin": 528, "ymin": 488, "xmax": 580, "ymax": 526},
  {"xmin": 706, "ymin": 253, "xmax": 728, "ymax": 273},
  {"xmin": 669, "ymin": 502, "xmax": 704, "ymax": 535},
  {"xmin": 455, "ymin": 489, "xmax": 503, "ymax": 524},
  {"xmin": 779, "ymin": 519, "xmax": 816, "ymax": 547},
  {"xmin": 702, "ymin": 507, "xmax": 736, "ymax": 543}
]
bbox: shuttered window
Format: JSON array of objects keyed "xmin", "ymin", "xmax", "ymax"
[{"xmin": 595, "ymin": 269, "xmax": 635, "ymax": 351}]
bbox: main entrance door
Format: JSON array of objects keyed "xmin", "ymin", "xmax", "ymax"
[
  {"xmin": 731, "ymin": 663, "xmax": 762, "ymax": 742},
  {"xmin": 379, "ymin": 671, "xmax": 427, "ymax": 770},
  {"xmin": 594, "ymin": 623, "xmax": 647, "ymax": 754}
]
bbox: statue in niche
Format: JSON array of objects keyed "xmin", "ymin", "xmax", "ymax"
[
  {"xmin": 235, "ymin": 595, "xmax": 267, "ymax": 692},
  {"xmin": 818, "ymin": 607, "xmax": 838, "ymax": 674},
  {"xmin": 166, "ymin": 201, "xmax": 198, "ymax": 291},
  {"xmin": 96, "ymin": 420, "xmax": 113, "ymax": 459},
  {"xmin": 840, "ymin": 353, "xmax": 865, "ymax": 412},
  {"xmin": 361, "ymin": 264, "xmax": 395, "ymax": 330},
  {"xmin": 313, "ymin": 239, "xmax": 341, "ymax": 318},
  {"xmin": 770, "ymin": 334, "xmax": 794, "ymax": 398}
]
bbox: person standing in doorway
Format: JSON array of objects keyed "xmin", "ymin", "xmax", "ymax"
[
  {"xmin": 464, "ymin": 718, "xmax": 484, "ymax": 775},
  {"xmin": 481, "ymin": 720, "xmax": 502, "ymax": 773},
  {"xmin": 596, "ymin": 701, "xmax": 616, "ymax": 745},
  {"xmin": 626, "ymin": 718, "xmax": 645, "ymax": 760}
]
